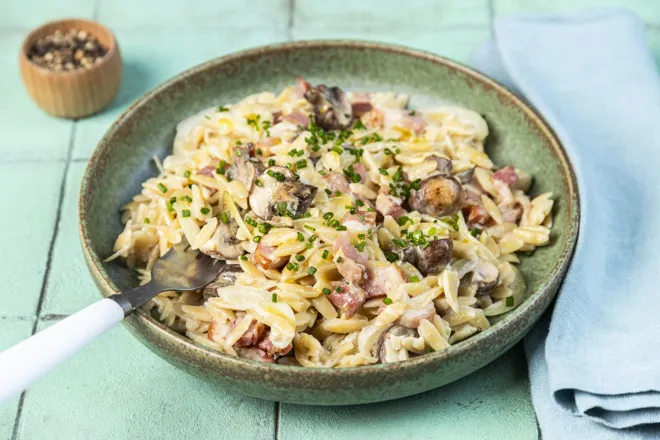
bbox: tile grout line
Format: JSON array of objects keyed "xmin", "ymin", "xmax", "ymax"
[
  {"xmin": 287, "ymin": 0, "xmax": 295, "ymax": 41},
  {"xmin": 487, "ymin": 0, "xmax": 495, "ymax": 34},
  {"xmin": 93, "ymin": 0, "xmax": 102, "ymax": 20},
  {"xmin": 274, "ymin": 401, "xmax": 280, "ymax": 440},
  {"xmin": 10, "ymin": 122, "xmax": 76, "ymax": 440}
]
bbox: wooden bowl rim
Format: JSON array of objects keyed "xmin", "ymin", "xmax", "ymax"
[{"xmin": 19, "ymin": 17, "xmax": 119, "ymax": 77}]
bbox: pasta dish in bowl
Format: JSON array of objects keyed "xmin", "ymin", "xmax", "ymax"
[{"xmin": 106, "ymin": 78, "xmax": 554, "ymax": 368}]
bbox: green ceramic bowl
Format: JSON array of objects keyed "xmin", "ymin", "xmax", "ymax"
[{"xmin": 79, "ymin": 41, "xmax": 579, "ymax": 405}]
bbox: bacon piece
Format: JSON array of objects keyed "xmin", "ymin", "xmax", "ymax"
[
  {"xmin": 397, "ymin": 302, "xmax": 436, "ymax": 329},
  {"xmin": 333, "ymin": 232, "xmax": 368, "ymax": 285},
  {"xmin": 341, "ymin": 210, "xmax": 377, "ymax": 231},
  {"xmin": 207, "ymin": 319, "xmax": 219, "ymax": 341},
  {"xmin": 283, "ymin": 111, "xmax": 309, "ymax": 128},
  {"xmin": 363, "ymin": 263, "xmax": 408, "ymax": 299},
  {"xmin": 257, "ymin": 329, "xmax": 293, "ymax": 357},
  {"xmin": 234, "ymin": 318, "xmax": 267, "ymax": 347},
  {"xmin": 323, "ymin": 171, "xmax": 351, "ymax": 194},
  {"xmin": 272, "ymin": 111, "xmax": 282, "ymax": 124},
  {"xmin": 329, "ymin": 283, "xmax": 367, "ymax": 318},
  {"xmin": 493, "ymin": 166, "xmax": 518, "ymax": 186},
  {"xmin": 253, "ymin": 243, "xmax": 288, "ymax": 270},
  {"xmin": 197, "ymin": 165, "xmax": 216, "ymax": 177},
  {"xmin": 295, "ymin": 77, "xmax": 311, "ymax": 98},
  {"xmin": 235, "ymin": 347, "xmax": 276, "ymax": 363},
  {"xmin": 376, "ymin": 187, "xmax": 406, "ymax": 220},
  {"xmin": 501, "ymin": 205, "xmax": 523, "ymax": 224},
  {"xmin": 465, "ymin": 205, "xmax": 489, "ymax": 226},
  {"xmin": 351, "ymin": 102, "xmax": 372, "ymax": 116}
]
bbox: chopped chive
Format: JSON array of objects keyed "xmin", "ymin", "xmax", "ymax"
[
  {"xmin": 144, "ymin": 218, "xmax": 150, "ymax": 224},
  {"xmin": 256, "ymin": 149, "xmax": 263, "ymax": 155},
  {"xmin": 322, "ymin": 287, "xmax": 331, "ymax": 295},
  {"xmin": 166, "ymin": 202, "xmax": 174, "ymax": 212},
  {"xmin": 356, "ymin": 199, "xmax": 365, "ymax": 207},
  {"xmin": 307, "ymin": 267, "xmax": 317, "ymax": 275},
  {"xmin": 470, "ymin": 228, "xmax": 480, "ymax": 237},
  {"xmin": 397, "ymin": 216, "xmax": 411, "ymax": 226},
  {"xmin": 253, "ymin": 235, "xmax": 262, "ymax": 243},
  {"xmin": 312, "ymin": 145, "xmax": 320, "ymax": 152},
  {"xmin": 324, "ymin": 189, "xmax": 332, "ymax": 196},
  {"xmin": 323, "ymin": 212, "xmax": 334, "ymax": 220},
  {"xmin": 257, "ymin": 223, "xmax": 270, "ymax": 234},
  {"xmin": 384, "ymin": 251, "xmax": 399, "ymax": 262},
  {"xmin": 292, "ymin": 263, "xmax": 300, "ymax": 271},
  {"xmin": 170, "ymin": 196, "xmax": 176, "ymax": 204},
  {"xmin": 383, "ymin": 298, "xmax": 393, "ymax": 305},
  {"xmin": 272, "ymin": 293, "xmax": 278, "ymax": 303},
  {"xmin": 384, "ymin": 148, "xmax": 393, "ymax": 155},
  {"xmin": 378, "ymin": 168, "xmax": 389, "ymax": 176},
  {"xmin": 304, "ymin": 225, "xmax": 316, "ymax": 232},
  {"xmin": 226, "ymin": 176, "xmax": 233, "ymax": 182},
  {"xmin": 336, "ymin": 257, "xmax": 343, "ymax": 263},
  {"xmin": 428, "ymin": 347, "xmax": 435, "ymax": 353},
  {"xmin": 358, "ymin": 215, "xmax": 366, "ymax": 221},
  {"xmin": 308, "ymin": 235, "xmax": 317, "ymax": 243},
  {"xmin": 181, "ymin": 195, "xmax": 192, "ymax": 203},
  {"xmin": 322, "ymin": 250, "xmax": 329, "ymax": 260},
  {"xmin": 297, "ymin": 232, "xmax": 305, "ymax": 242},
  {"xmin": 409, "ymin": 276, "xmax": 420, "ymax": 283},
  {"xmin": 506, "ymin": 296, "xmax": 514, "ymax": 307},
  {"xmin": 428, "ymin": 227, "xmax": 437, "ymax": 235},
  {"xmin": 268, "ymin": 159, "xmax": 276, "ymax": 166},
  {"xmin": 183, "ymin": 170, "xmax": 191, "ymax": 178},
  {"xmin": 236, "ymin": 149, "xmax": 243, "ymax": 157},
  {"xmin": 286, "ymin": 262, "xmax": 294, "ymax": 271},
  {"xmin": 296, "ymin": 159, "xmax": 308, "ymax": 169},
  {"xmin": 305, "ymin": 242, "xmax": 312, "ymax": 249},
  {"xmin": 336, "ymin": 225, "xmax": 347, "ymax": 231},
  {"xmin": 336, "ymin": 286, "xmax": 342, "ymax": 292},
  {"xmin": 255, "ymin": 179, "xmax": 264, "ymax": 187},
  {"xmin": 157, "ymin": 183, "xmax": 168, "ymax": 193},
  {"xmin": 181, "ymin": 209, "xmax": 191, "ymax": 218},
  {"xmin": 331, "ymin": 146, "xmax": 344, "ymax": 155},
  {"xmin": 219, "ymin": 212, "xmax": 229, "ymax": 224},
  {"xmin": 240, "ymin": 255, "xmax": 248, "ymax": 261},
  {"xmin": 357, "ymin": 233, "xmax": 365, "ymax": 239},
  {"xmin": 295, "ymin": 255, "xmax": 305, "ymax": 262},
  {"xmin": 200, "ymin": 207, "xmax": 211, "ymax": 215},
  {"xmin": 236, "ymin": 140, "xmax": 243, "ymax": 145},
  {"xmin": 217, "ymin": 106, "xmax": 229, "ymax": 112}
]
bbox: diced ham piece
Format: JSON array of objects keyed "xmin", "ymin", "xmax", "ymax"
[
  {"xmin": 402, "ymin": 113, "xmax": 427, "ymax": 135},
  {"xmin": 295, "ymin": 77, "xmax": 311, "ymax": 98},
  {"xmin": 234, "ymin": 317, "xmax": 267, "ymax": 347},
  {"xmin": 197, "ymin": 165, "xmax": 216, "ymax": 177},
  {"xmin": 397, "ymin": 302, "xmax": 436, "ymax": 329},
  {"xmin": 253, "ymin": 243, "xmax": 288, "ymax": 270},
  {"xmin": 376, "ymin": 187, "xmax": 406, "ymax": 220},
  {"xmin": 341, "ymin": 210, "xmax": 377, "ymax": 231},
  {"xmin": 323, "ymin": 172, "xmax": 351, "ymax": 194},
  {"xmin": 329, "ymin": 283, "xmax": 367, "ymax": 318},
  {"xmin": 257, "ymin": 329, "xmax": 293, "ymax": 357},
  {"xmin": 272, "ymin": 111, "xmax": 282, "ymax": 124},
  {"xmin": 493, "ymin": 166, "xmax": 518, "ymax": 186},
  {"xmin": 465, "ymin": 205, "xmax": 489, "ymax": 226},
  {"xmin": 333, "ymin": 232, "xmax": 368, "ymax": 285},
  {"xmin": 235, "ymin": 347, "xmax": 276, "ymax": 363},
  {"xmin": 352, "ymin": 102, "xmax": 372, "ymax": 116},
  {"xmin": 352, "ymin": 162, "xmax": 368, "ymax": 182},
  {"xmin": 382, "ymin": 108, "xmax": 427, "ymax": 135},
  {"xmin": 283, "ymin": 111, "xmax": 309, "ymax": 129},
  {"xmin": 363, "ymin": 263, "xmax": 408, "ymax": 299},
  {"xmin": 501, "ymin": 205, "xmax": 523, "ymax": 224}
]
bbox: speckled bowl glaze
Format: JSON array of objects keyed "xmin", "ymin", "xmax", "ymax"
[{"xmin": 79, "ymin": 41, "xmax": 579, "ymax": 405}]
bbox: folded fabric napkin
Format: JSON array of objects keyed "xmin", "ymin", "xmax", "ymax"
[{"xmin": 469, "ymin": 9, "xmax": 660, "ymax": 439}]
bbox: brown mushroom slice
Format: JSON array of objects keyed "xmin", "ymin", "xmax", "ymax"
[
  {"xmin": 203, "ymin": 264, "xmax": 243, "ymax": 301},
  {"xmin": 402, "ymin": 237, "xmax": 453, "ymax": 276},
  {"xmin": 426, "ymin": 156, "xmax": 452, "ymax": 176},
  {"xmin": 407, "ymin": 175, "xmax": 465, "ymax": 217},
  {"xmin": 373, "ymin": 325, "xmax": 417, "ymax": 363},
  {"xmin": 201, "ymin": 218, "xmax": 243, "ymax": 260},
  {"xmin": 226, "ymin": 146, "xmax": 263, "ymax": 191},
  {"xmin": 473, "ymin": 259, "xmax": 500, "ymax": 295},
  {"xmin": 248, "ymin": 166, "xmax": 317, "ymax": 220},
  {"xmin": 235, "ymin": 347, "xmax": 276, "ymax": 363},
  {"xmin": 304, "ymin": 84, "xmax": 354, "ymax": 130},
  {"xmin": 454, "ymin": 167, "xmax": 475, "ymax": 184}
]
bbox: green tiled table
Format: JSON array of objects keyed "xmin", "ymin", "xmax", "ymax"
[{"xmin": 2, "ymin": 1, "xmax": 659, "ymax": 439}]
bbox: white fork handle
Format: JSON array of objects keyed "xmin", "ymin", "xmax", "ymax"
[{"xmin": 0, "ymin": 298, "xmax": 124, "ymax": 404}]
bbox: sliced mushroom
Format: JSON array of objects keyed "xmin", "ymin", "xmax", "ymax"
[
  {"xmin": 248, "ymin": 166, "xmax": 317, "ymax": 220},
  {"xmin": 227, "ymin": 147, "xmax": 263, "ymax": 191},
  {"xmin": 407, "ymin": 175, "xmax": 465, "ymax": 217},
  {"xmin": 402, "ymin": 237, "xmax": 453, "ymax": 276},
  {"xmin": 373, "ymin": 325, "xmax": 417, "ymax": 363},
  {"xmin": 454, "ymin": 167, "xmax": 475, "ymax": 184},
  {"xmin": 426, "ymin": 155, "xmax": 452, "ymax": 176},
  {"xmin": 472, "ymin": 259, "xmax": 500, "ymax": 295},
  {"xmin": 397, "ymin": 302, "xmax": 436, "ymax": 329},
  {"xmin": 201, "ymin": 218, "xmax": 243, "ymax": 260},
  {"xmin": 203, "ymin": 264, "xmax": 243, "ymax": 301},
  {"xmin": 304, "ymin": 83, "xmax": 353, "ymax": 130}
]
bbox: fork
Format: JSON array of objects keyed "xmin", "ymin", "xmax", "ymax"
[{"xmin": 0, "ymin": 242, "xmax": 223, "ymax": 404}]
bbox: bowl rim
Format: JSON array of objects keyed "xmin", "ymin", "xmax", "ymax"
[
  {"xmin": 79, "ymin": 39, "xmax": 579, "ymax": 376},
  {"xmin": 19, "ymin": 17, "xmax": 118, "ymax": 77}
]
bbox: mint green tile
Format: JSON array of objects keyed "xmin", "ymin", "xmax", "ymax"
[
  {"xmin": 0, "ymin": 0, "xmax": 93, "ymax": 29},
  {"xmin": 19, "ymin": 322, "xmax": 275, "ymax": 440},
  {"xmin": 0, "ymin": 319, "xmax": 34, "ymax": 440},
  {"xmin": 493, "ymin": 0, "xmax": 660, "ymax": 25},
  {"xmin": 292, "ymin": 26, "xmax": 490, "ymax": 63},
  {"xmin": 0, "ymin": 162, "xmax": 64, "ymax": 317},
  {"xmin": 73, "ymin": 26, "xmax": 288, "ymax": 158},
  {"xmin": 98, "ymin": 0, "xmax": 288, "ymax": 29},
  {"xmin": 295, "ymin": 0, "xmax": 489, "ymax": 28},
  {"xmin": 42, "ymin": 162, "xmax": 98, "ymax": 316},
  {"xmin": 0, "ymin": 32, "xmax": 73, "ymax": 160},
  {"xmin": 280, "ymin": 345, "xmax": 537, "ymax": 440}
]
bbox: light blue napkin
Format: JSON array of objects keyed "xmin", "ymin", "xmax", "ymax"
[{"xmin": 469, "ymin": 9, "xmax": 660, "ymax": 439}]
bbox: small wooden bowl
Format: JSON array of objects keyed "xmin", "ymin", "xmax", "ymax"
[{"xmin": 19, "ymin": 18, "xmax": 122, "ymax": 119}]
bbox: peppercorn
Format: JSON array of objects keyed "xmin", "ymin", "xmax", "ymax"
[{"xmin": 28, "ymin": 28, "xmax": 108, "ymax": 72}]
